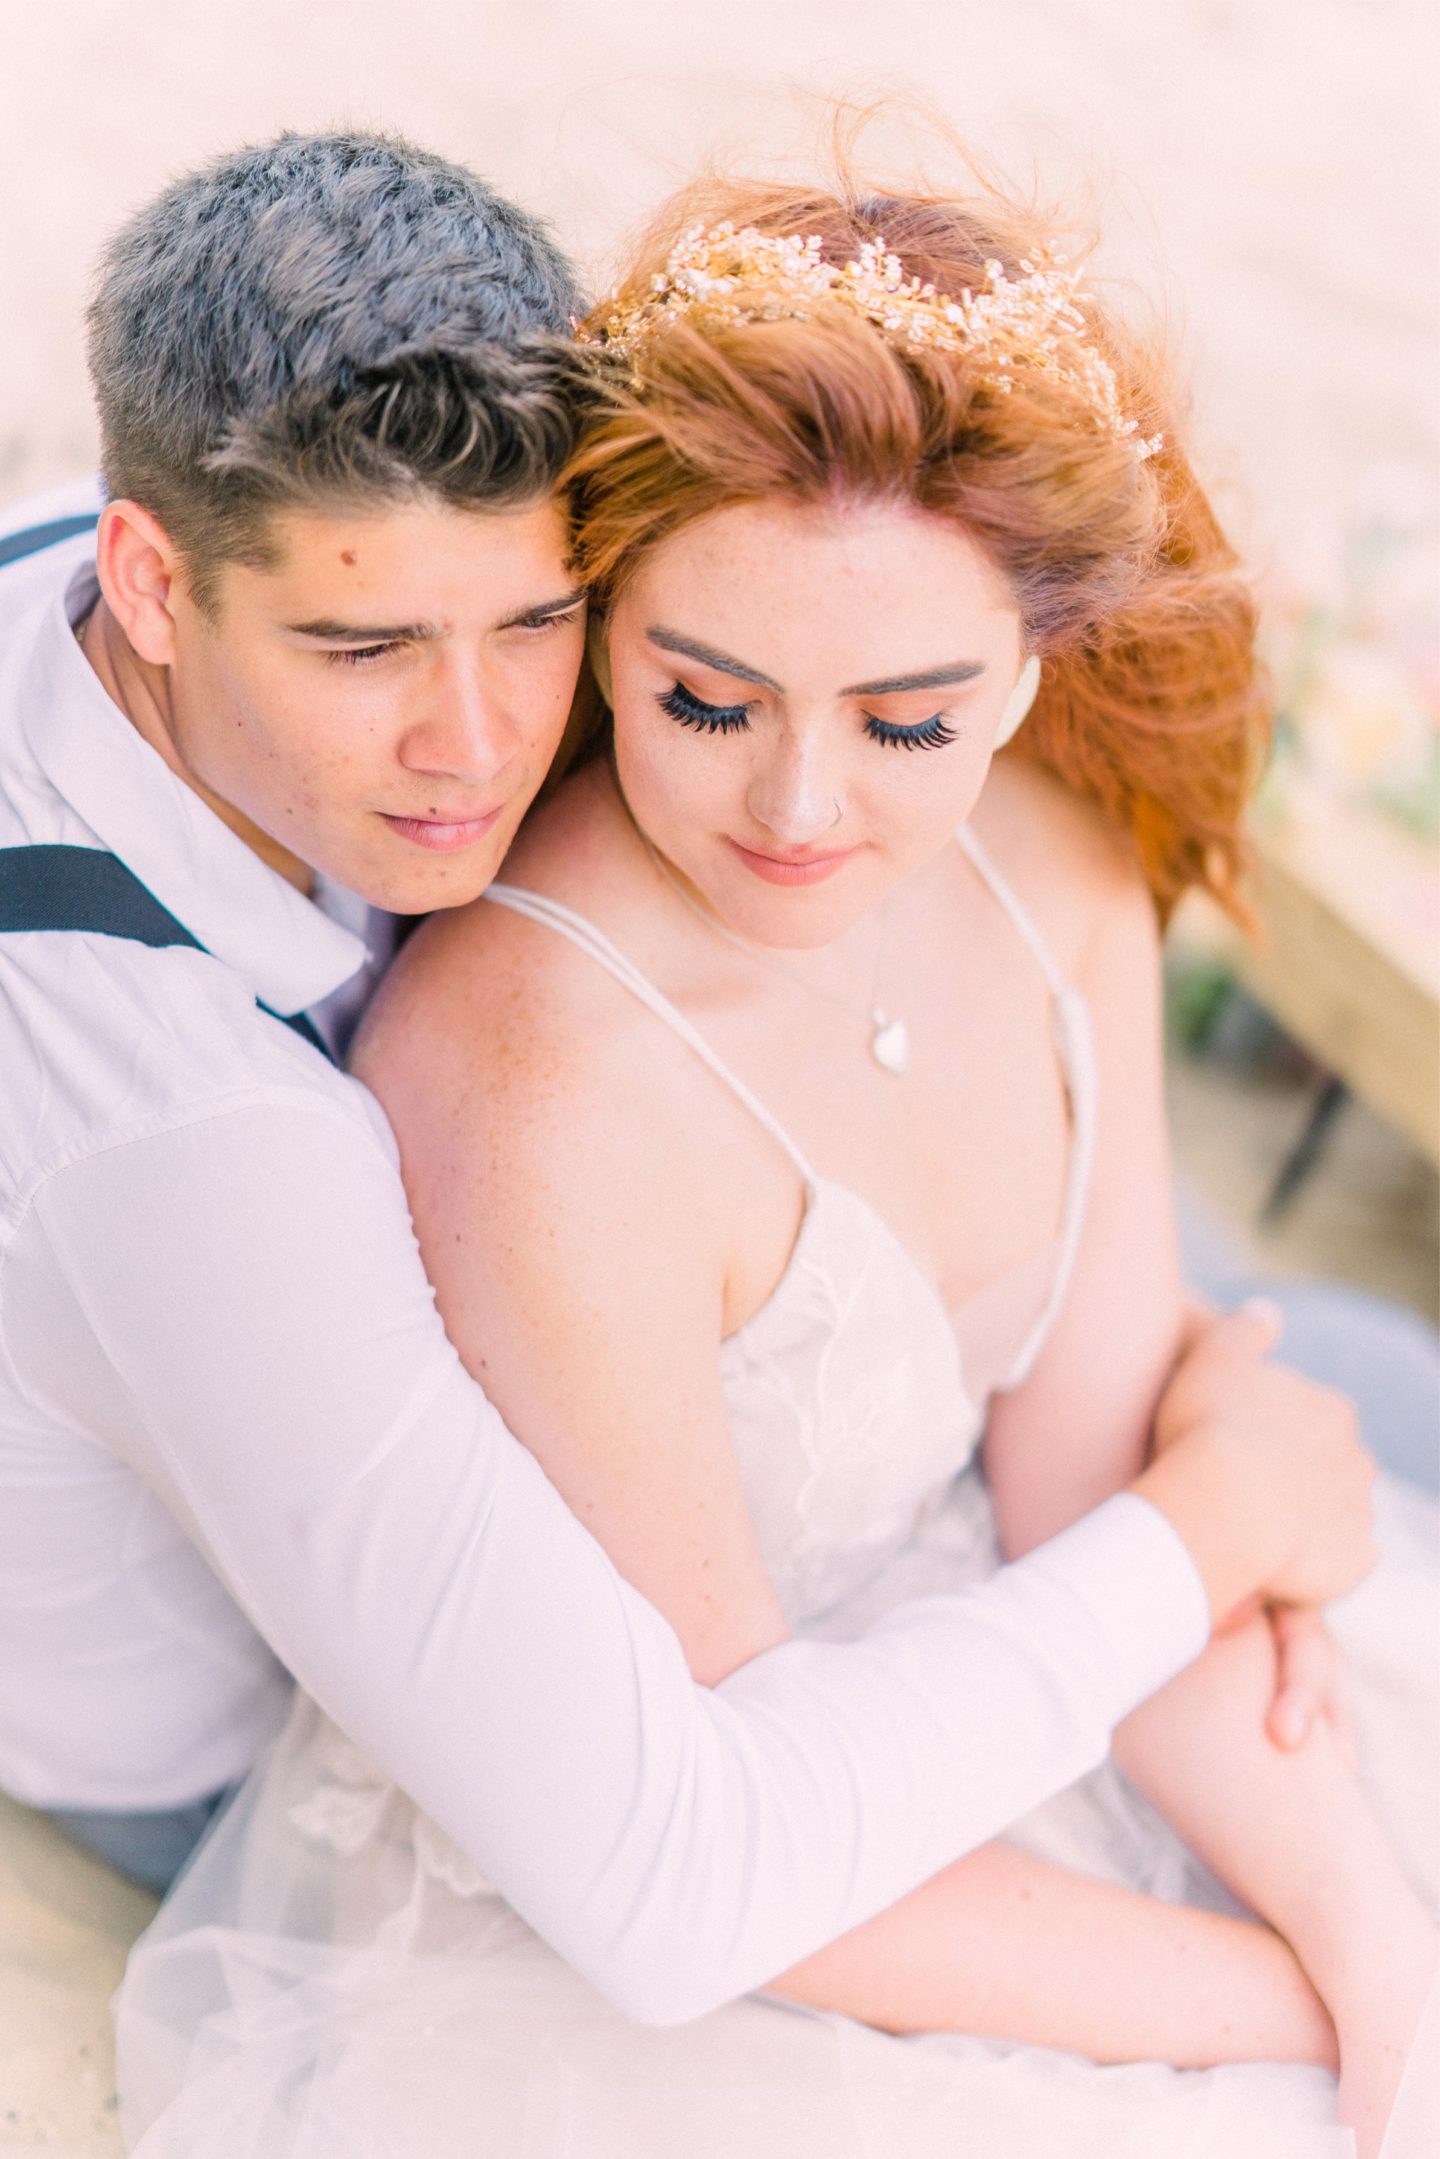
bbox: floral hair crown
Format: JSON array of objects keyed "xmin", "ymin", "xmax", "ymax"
[{"xmin": 586, "ymin": 220, "xmax": 1162, "ymax": 461}]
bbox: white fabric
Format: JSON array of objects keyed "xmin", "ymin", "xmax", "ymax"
[
  {"xmin": 483, "ymin": 833, "xmax": 1096, "ymax": 1403},
  {"xmin": 109, "ymin": 874, "xmax": 1438, "ymax": 2152},
  {"xmin": 117, "ymin": 1491, "xmax": 1437, "ymax": 2159},
  {"xmin": 0, "ymin": 487, "xmax": 1212, "ymax": 2023}
]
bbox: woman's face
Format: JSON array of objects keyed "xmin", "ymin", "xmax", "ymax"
[{"xmin": 603, "ymin": 497, "xmax": 1027, "ymax": 948}]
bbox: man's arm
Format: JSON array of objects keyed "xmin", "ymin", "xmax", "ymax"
[{"xmin": 3, "ymin": 1092, "xmax": 1238, "ymax": 2023}]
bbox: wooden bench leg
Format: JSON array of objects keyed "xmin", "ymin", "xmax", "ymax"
[{"xmin": 1262, "ymin": 1075, "xmax": 1351, "ymax": 1224}]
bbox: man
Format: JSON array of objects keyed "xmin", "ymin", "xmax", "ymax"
[{"xmin": 0, "ymin": 130, "xmax": 1371, "ymax": 2021}]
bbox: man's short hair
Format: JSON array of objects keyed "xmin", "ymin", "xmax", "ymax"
[{"xmin": 87, "ymin": 131, "xmax": 588, "ymax": 602}]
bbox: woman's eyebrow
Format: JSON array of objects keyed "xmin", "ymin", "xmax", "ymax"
[
  {"xmin": 647, "ymin": 626, "xmax": 782, "ymax": 691},
  {"xmin": 842, "ymin": 661, "xmax": 986, "ymax": 696},
  {"xmin": 646, "ymin": 628, "xmax": 987, "ymax": 700}
]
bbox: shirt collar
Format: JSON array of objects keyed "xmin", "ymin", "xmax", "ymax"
[{"xmin": 21, "ymin": 562, "xmax": 370, "ymax": 1015}]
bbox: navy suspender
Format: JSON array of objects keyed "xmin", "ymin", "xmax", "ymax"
[
  {"xmin": 1, "ymin": 843, "xmax": 207, "ymax": 950},
  {"xmin": 0, "ymin": 512, "xmax": 102, "ymax": 569},
  {"xmin": 0, "ymin": 845, "xmax": 334, "ymax": 1060},
  {"xmin": 0, "ymin": 513, "xmax": 333, "ymax": 1061}
]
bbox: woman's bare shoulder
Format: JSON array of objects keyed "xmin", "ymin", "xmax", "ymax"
[
  {"xmin": 968, "ymin": 748, "xmax": 1156, "ymax": 977},
  {"xmin": 358, "ymin": 768, "xmax": 626, "ymax": 1058},
  {"xmin": 350, "ymin": 766, "xmax": 690, "ymax": 1190}
]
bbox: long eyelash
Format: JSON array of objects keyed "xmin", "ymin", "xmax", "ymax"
[
  {"xmin": 865, "ymin": 714, "xmax": 959, "ymax": 751},
  {"xmin": 659, "ymin": 681, "xmax": 753, "ymax": 735}
]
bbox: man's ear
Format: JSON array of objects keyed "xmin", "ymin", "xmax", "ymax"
[
  {"xmin": 95, "ymin": 500, "xmax": 187, "ymax": 667},
  {"xmin": 586, "ymin": 613, "xmax": 614, "ymax": 708}
]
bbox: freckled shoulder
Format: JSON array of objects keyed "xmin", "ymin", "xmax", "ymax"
[
  {"xmin": 354, "ymin": 768, "xmax": 642, "ymax": 1097},
  {"xmin": 354, "ymin": 893, "xmax": 643, "ymax": 1145},
  {"xmin": 351, "ymin": 783, "xmax": 716, "ymax": 1246}
]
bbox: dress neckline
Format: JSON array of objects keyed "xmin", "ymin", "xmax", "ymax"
[{"xmin": 482, "ymin": 825, "xmax": 1100, "ymax": 1402}]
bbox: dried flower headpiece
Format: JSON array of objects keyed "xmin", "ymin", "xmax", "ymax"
[{"xmin": 586, "ymin": 220, "xmax": 1162, "ymax": 461}]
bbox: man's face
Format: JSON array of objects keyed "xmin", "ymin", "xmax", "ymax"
[{"xmin": 162, "ymin": 496, "xmax": 584, "ymax": 912}]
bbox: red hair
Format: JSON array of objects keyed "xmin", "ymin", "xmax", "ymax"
[{"xmin": 566, "ymin": 165, "xmax": 1267, "ymax": 921}]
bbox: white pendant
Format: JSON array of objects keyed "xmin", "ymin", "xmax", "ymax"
[{"xmin": 870, "ymin": 1013, "xmax": 910, "ymax": 1076}]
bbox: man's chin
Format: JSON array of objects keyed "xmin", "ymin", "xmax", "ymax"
[{"xmin": 375, "ymin": 848, "xmax": 511, "ymax": 915}]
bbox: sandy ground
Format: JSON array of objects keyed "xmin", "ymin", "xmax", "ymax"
[{"xmin": 1, "ymin": 0, "xmax": 1436, "ymax": 582}]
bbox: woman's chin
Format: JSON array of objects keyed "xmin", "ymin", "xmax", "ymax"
[{"xmin": 703, "ymin": 872, "xmax": 885, "ymax": 953}]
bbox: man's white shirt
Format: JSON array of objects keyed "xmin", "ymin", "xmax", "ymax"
[{"xmin": 0, "ymin": 486, "xmax": 1210, "ymax": 2019}]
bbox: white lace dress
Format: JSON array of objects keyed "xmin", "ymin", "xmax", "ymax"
[{"xmin": 114, "ymin": 835, "xmax": 1437, "ymax": 2159}]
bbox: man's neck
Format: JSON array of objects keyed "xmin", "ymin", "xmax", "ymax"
[{"xmin": 76, "ymin": 597, "xmax": 315, "ymax": 897}]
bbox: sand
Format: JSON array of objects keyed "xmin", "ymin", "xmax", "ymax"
[{"xmin": 1, "ymin": 0, "xmax": 1436, "ymax": 582}]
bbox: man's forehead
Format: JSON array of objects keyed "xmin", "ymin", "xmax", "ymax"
[
  {"xmin": 231, "ymin": 494, "xmax": 577, "ymax": 626},
  {"xmin": 261, "ymin": 492, "xmax": 567, "ymax": 564}
]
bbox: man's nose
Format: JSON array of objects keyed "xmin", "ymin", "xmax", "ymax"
[
  {"xmin": 398, "ymin": 665, "xmax": 514, "ymax": 784},
  {"xmin": 746, "ymin": 729, "xmax": 842, "ymax": 843}
]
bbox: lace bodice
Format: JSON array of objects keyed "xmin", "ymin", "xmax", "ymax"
[
  {"xmin": 718, "ymin": 1177, "xmax": 979, "ymax": 1622},
  {"xmin": 291, "ymin": 829, "xmax": 1098, "ymax": 1875},
  {"xmin": 485, "ymin": 828, "xmax": 1098, "ymax": 1629}
]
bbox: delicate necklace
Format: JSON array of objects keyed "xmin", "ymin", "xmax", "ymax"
[{"xmin": 636, "ymin": 828, "xmax": 911, "ymax": 1077}]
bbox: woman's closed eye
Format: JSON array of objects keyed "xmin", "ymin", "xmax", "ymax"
[
  {"xmin": 863, "ymin": 712, "xmax": 959, "ymax": 750},
  {"xmin": 658, "ymin": 678, "xmax": 962, "ymax": 753},
  {"xmin": 659, "ymin": 680, "xmax": 754, "ymax": 734}
]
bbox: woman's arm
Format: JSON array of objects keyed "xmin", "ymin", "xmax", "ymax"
[
  {"xmin": 363, "ymin": 903, "xmax": 795, "ymax": 1689},
  {"xmin": 978, "ymin": 785, "xmax": 1182, "ymax": 1552},
  {"xmin": 969, "ymin": 789, "xmax": 1431, "ymax": 2132},
  {"xmin": 351, "ymin": 887, "xmax": 1351, "ymax": 2062}
]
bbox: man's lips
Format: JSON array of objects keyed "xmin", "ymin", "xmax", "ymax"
[
  {"xmin": 726, "ymin": 836, "xmax": 861, "ymax": 887},
  {"xmin": 379, "ymin": 807, "xmax": 506, "ymax": 854}
]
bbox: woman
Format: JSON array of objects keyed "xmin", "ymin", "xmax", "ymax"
[{"xmin": 116, "ymin": 163, "xmax": 1436, "ymax": 2156}]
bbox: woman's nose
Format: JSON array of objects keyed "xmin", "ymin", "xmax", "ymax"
[{"xmin": 746, "ymin": 734, "xmax": 842, "ymax": 843}]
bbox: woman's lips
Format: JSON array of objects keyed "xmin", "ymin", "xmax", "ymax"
[
  {"xmin": 726, "ymin": 837, "xmax": 860, "ymax": 886},
  {"xmin": 379, "ymin": 807, "xmax": 505, "ymax": 853}
]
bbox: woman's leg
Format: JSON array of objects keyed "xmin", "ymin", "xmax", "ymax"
[
  {"xmin": 775, "ymin": 1836, "xmax": 1338, "ymax": 2069},
  {"xmin": 1113, "ymin": 1613, "xmax": 1436, "ymax": 2158}
]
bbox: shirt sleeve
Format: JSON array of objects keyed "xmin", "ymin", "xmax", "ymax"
[{"xmin": 9, "ymin": 1095, "xmax": 1210, "ymax": 2025}]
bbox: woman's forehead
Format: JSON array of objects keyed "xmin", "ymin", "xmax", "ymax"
[{"xmin": 621, "ymin": 499, "xmax": 1022, "ymax": 681}]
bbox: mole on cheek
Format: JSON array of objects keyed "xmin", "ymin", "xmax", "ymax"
[{"xmin": 340, "ymin": 550, "xmax": 358, "ymax": 567}]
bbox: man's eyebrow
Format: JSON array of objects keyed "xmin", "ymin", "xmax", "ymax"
[
  {"xmin": 285, "ymin": 618, "xmax": 443, "ymax": 643},
  {"xmin": 647, "ymin": 626, "xmax": 782, "ymax": 692},
  {"xmin": 285, "ymin": 590, "xmax": 586, "ymax": 643},
  {"xmin": 495, "ymin": 586, "xmax": 587, "ymax": 630},
  {"xmin": 841, "ymin": 661, "xmax": 987, "ymax": 697}
]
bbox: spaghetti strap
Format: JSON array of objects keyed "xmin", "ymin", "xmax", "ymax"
[
  {"xmin": 482, "ymin": 883, "xmax": 821, "ymax": 1190},
  {"xmin": 955, "ymin": 825, "xmax": 1101, "ymax": 1386},
  {"xmin": 955, "ymin": 824, "xmax": 1070, "ymax": 1001},
  {"xmin": 484, "ymin": 845, "xmax": 1099, "ymax": 1390}
]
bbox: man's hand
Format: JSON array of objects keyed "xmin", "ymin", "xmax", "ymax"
[
  {"xmin": 1166, "ymin": 1297, "xmax": 1362, "ymax": 1763},
  {"xmin": 1212, "ymin": 1591, "xmax": 1359, "ymax": 1761},
  {"xmin": 1265, "ymin": 1603, "xmax": 1359, "ymax": 1766},
  {"xmin": 1134, "ymin": 1299, "xmax": 1377, "ymax": 1625}
]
